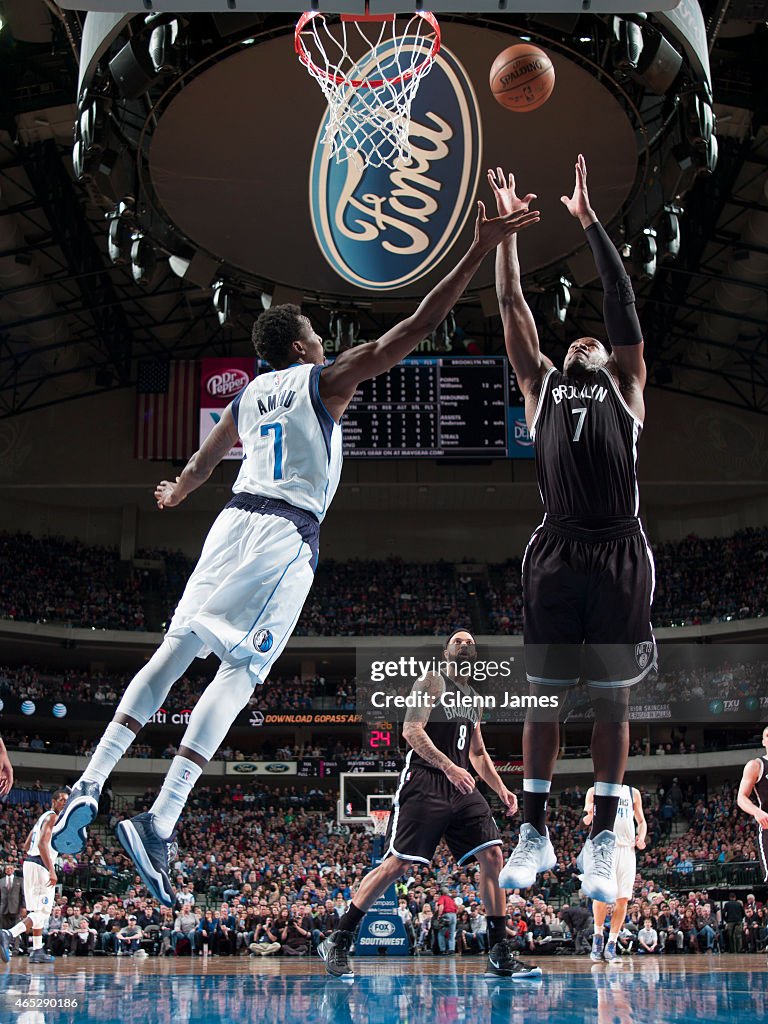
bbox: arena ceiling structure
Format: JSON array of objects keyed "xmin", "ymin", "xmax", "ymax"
[{"xmin": 0, "ymin": 0, "xmax": 766, "ymax": 422}]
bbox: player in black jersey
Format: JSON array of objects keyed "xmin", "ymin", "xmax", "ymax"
[
  {"xmin": 489, "ymin": 156, "xmax": 656, "ymax": 904},
  {"xmin": 319, "ymin": 630, "xmax": 541, "ymax": 982},
  {"xmin": 737, "ymin": 725, "xmax": 768, "ymax": 882}
]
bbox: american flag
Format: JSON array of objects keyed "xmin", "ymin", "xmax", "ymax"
[{"xmin": 135, "ymin": 360, "xmax": 198, "ymax": 460}]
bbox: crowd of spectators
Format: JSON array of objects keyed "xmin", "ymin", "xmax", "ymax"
[
  {"xmin": 2, "ymin": 527, "xmax": 768, "ymax": 635},
  {"xmin": 0, "ymin": 782, "xmax": 764, "ymax": 960},
  {"xmin": 0, "ymin": 533, "xmax": 146, "ymax": 631},
  {"xmin": 0, "ymin": 665, "xmax": 357, "ymax": 717},
  {"xmin": 296, "ymin": 558, "xmax": 473, "ymax": 636}
]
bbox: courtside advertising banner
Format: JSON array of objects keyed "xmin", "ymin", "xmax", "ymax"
[{"xmin": 199, "ymin": 357, "xmax": 256, "ymax": 458}]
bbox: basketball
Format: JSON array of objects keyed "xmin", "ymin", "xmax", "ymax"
[{"xmin": 489, "ymin": 44, "xmax": 555, "ymax": 113}]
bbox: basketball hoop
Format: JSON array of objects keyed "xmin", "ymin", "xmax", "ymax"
[
  {"xmin": 295, "ymin": 8, "xmax": 440, "ymax": 168},
  {"xmin": 368, "ymin": 809, "xmax": 391, "ymax": 836}
]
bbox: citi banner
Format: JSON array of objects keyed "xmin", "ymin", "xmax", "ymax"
[
  {"xmin": 199, "ymin": 357, "xmax": 256, "ymax": 459},
  {"xmin": 310, "ymin": 43, "xmax": 482, "ymax": 290}
]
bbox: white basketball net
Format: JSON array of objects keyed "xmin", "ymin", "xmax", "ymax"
[
  {"xmin": 368, "ymin": 809, "xmax": 391, "ymax": 835},
  {"xmin": 295, "ymin": 11, "xmax": 440, "ymax": 169}
]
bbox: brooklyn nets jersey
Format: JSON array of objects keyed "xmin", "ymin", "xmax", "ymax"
[
  {"xmin": 530, "ymin": 367, "xmax": 641, "ymax": 519},
  {"xmin": 231, "ymin": 363, "xmax": 343, "ymax": 522},
  {"xmin": 408, "ymin": 674, "xmax": 480, "ymax": 772},
  {"xmin": 754, "ymin": 756, "xmax": 768, "ymax": 828}
]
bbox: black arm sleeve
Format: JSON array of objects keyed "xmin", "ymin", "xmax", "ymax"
[{"xmin": 585, "ymin": 221, "xmax": 643, "ymax": 348}]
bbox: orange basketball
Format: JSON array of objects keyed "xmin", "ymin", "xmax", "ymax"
[{"xmin": 489, "ymin": 44, "xmax": 555, "ymax": 113}]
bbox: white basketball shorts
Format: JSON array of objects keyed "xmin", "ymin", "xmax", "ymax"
[
  {"xmin": 167, "ymin": 498, "xmax": 319, "ymax": 682},
  {"xmin": 614, "ymin": 845, "xmax": 637, "ymax": 900},
  {"xmin": 23, "ymin": 861, "xmax": 54, "ymax": 920}
]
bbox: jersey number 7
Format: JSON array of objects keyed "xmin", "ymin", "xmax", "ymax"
[{"xmin": 260, "ymin": 423, "xmax": 284, "ymax": 480}]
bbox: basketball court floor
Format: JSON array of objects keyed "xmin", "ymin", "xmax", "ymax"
[{"xmin": 1, "ymin": 956, "xmax": 766, "ymax": 1024}]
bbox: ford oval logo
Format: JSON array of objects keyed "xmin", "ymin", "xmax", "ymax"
[{"xmin": 310, "ymin": 42, "xmax": 482, "ymax": 291}]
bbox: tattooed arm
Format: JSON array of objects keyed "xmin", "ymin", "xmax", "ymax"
[{"xmin": 402, "ymin": 674, "xmax": 475, "ymax": 795}]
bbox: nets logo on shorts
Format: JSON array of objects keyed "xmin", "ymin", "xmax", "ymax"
[
  {"xmin": 635, "ymin": 642, "xmax": 655, "ymax": 670},
  {"xmin": 253, "ymin": 629, "xmax": 274, "ymax": 653}
]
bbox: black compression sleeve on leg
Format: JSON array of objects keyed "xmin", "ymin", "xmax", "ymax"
[{"xmin": 585, "ymin": 221, "xmax": 643, "ymax": 348}]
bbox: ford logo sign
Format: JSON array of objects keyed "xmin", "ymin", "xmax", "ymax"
[
  {"xmin": 265, "ymin": 763, "xmax": 290, "ymax": 773},
  {"xmin": 232, "ymin": 764, "xmax": 257, "ymax": 773},
  {"xmin": 310, "ymin": 42, "xmax": 482, "ymax": 291}
]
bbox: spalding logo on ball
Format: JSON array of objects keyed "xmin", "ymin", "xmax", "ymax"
[{"xmin": 490, "ymin": 43, "xmax": 555, "ymax": 113}]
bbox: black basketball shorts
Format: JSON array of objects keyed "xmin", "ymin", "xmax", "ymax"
[
  {"xmin": 384, "ymin": 764, "xmax": 502, "ymax": 866},
  {"xmin": 758, "ymin": 827, "xmax": 768, "ymax": 883},
  {"xmin": 522, "ymin": 517, "xmax": 656, "ymax": 689}
]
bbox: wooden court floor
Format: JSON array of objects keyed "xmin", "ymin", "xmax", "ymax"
[{"xmin": 2, "ymin": 953, "xmax": 766, "ymax": 1024}]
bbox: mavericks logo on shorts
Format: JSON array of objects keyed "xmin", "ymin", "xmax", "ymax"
[
  {"xmin": 253, "ymin": 629, "xmax": 274, "ymax": 653},
  {"xmin": 635, "ymin": 641, "xmax": 655, "ymax": 671}
]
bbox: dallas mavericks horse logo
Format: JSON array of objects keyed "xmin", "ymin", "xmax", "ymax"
[{"xmin": 310, "ymin": 43, "xmax": 482, "ymax": 290}]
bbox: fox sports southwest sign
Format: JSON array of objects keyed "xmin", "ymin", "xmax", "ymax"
[{"xmin": 309, "ymin": 42, "xmax": 482, "ymax": 291}]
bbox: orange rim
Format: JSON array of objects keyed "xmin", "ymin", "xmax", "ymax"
[{"xmin": 295, "ymin": 10, "xmax": 441, "ymax": 90}]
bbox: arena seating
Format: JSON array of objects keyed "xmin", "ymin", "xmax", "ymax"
[
  {"xmin": 2, "ymin": 528, "xmax": 767, "ymax": 635},
  {"xmin": 1, "ymin": 783, "xmax": 764, "ymax": 958}
]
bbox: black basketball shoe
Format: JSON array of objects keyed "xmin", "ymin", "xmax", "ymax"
[
  {"xmin": 485, "ymin": 940, "xmax": 542, "ymax": 980},
  {"xmin": 318, "ymin": 930, "xmax": 355, "ymax": 981}
]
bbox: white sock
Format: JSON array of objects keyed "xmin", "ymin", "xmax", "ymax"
[
  {"xmin": 149, "ymin": 756, "xmax": 203, "ymax": 838},
  {"xmin": 82, "ymin": 722, "xmax": 136, "ymax": 788},
  {"xmin": 10, "ymin": 922, "xmax": 26, "ymax": 938},
  {"xmin": 32, "ymin": 935, "xmax": 42, "ymax": 950}
]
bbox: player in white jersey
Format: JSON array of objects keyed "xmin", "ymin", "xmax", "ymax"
[
  {"xmin": 0, "ymin": 790, "xmax": 68, "ymax": 964},
  {"xmin": 583, "ymin": 784, "xmax": 646, "ymax": 961},
  {"xmin": 50, "ymin": 196, "xmax": 540, "ymax": 906}
]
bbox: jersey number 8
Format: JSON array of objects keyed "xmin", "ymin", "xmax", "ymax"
[{"xmin": 457, "ymin": 724, "xmax": 467, "ymax": 751}]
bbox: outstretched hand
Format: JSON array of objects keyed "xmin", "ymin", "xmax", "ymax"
[
  {"xmin": 487, "ymin": 167, "xmax": 537, "ymax": 217},
  {"xmin": 560, "ymin": 153, "xmax": 596, "ymax": 227},
  {"xmin": 473, "ymin": 199, "xmax": 540, "ymax": 253},
  {"xmin": 155, "ymin": 477, "xmax": 184, "ymax": 510}
]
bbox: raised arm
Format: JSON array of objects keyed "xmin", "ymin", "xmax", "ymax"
[
  {"xmin": 489, "ymin": 169, "xmax": 552, "ymax": 404},
  {"xmin": 561, "ymin": 155, "xmax": 646, "ymax": 410},
  {"xmin": 737, "ymin": 759, "xmax": 768, "ymax": 827},
  {"xmin": 154, "ymin": 404, "xmax": 240, "ymax": 510},
  {"xmin": 319, "ymin": 200, "xmax": 540, "ymax": 420}
]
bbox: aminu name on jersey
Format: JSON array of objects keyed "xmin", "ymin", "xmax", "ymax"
[{"xmin": 253, "ymin": 389, "xmax": 296, "ymax": 416}]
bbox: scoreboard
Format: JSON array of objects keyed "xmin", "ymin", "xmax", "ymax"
[
  {"xmin": 341, "ymin": 357, "xmax": 532, "ymax": 459},
  {"xmin": 202, "ymin": 355, "xmax": 533, "ymax": 460}
]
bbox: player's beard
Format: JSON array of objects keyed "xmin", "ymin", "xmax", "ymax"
[{"xmin": 565, "ymin": 355, "xmax": 600, "ymax": 381}]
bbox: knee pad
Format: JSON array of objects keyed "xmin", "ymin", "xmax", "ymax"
[{"xmin": 30, "ymin": 911, "xmax": 48, "ymax": 930}]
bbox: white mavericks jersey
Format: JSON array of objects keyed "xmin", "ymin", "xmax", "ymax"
[
  {"xmin": 27, "ymin": 809, "xmax": 57, "ymax": 862},
  {"xmin": 230, "ymin": 363, "xmax": 343, "ymax": 522},
  {"xmin": 614, "ymin": 786, "xmax": 637, "ymax": 847}
]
